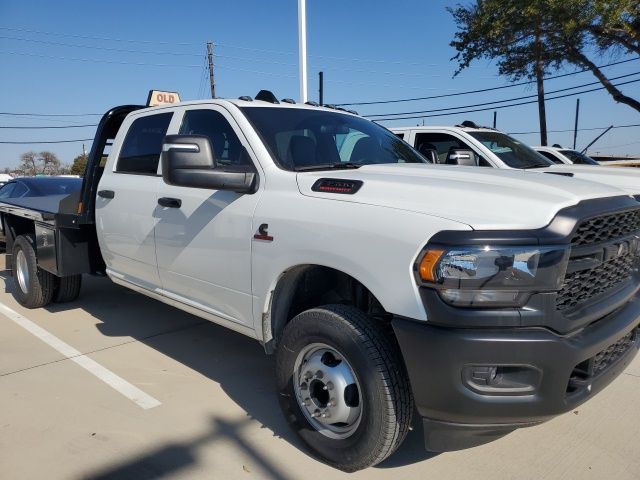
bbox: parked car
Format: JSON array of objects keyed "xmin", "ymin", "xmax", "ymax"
[
  {"xmin": 534, "ymin": 146, "xmax": 601, "ymax": 165},
  {"xmin": 0, "ymin": 177, "xmax": 82, "ymax": 242},
  {"xmin": 0, "ymin": 94, "xmax": 639, "ymax": 471},
  {"xmin": 0, "ymin": 176, "xmax": 82, "ymax": 200},
  {"xmin": 392, "ymin": 122, "xmax": 640, "ymax": 196}
]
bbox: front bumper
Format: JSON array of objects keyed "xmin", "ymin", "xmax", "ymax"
[{"xmin": 393, "ymin": 294, "xmax": 640, "ymax": 452}]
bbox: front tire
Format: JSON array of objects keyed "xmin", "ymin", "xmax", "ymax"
[
  {"xmin": 276, "ymin": 304, "xmax": 413, "ymax": 472},
  {"xmin": 11, "ymin": 235, "xmax": 55, "ymax": 308}
]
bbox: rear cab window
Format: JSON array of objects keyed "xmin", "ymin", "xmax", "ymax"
[{"xmin": 116, "ymin": 112, "xmax": 173, "ymax": 175}]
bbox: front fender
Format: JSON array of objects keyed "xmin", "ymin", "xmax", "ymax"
[{"xmin": 250, "ymin": 193, "xmax": 472, "ymax": 337}]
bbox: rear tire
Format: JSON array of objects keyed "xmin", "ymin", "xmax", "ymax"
[
  {"xmin": 53, "ymin": 275, "xmax": 82, "ymax": 303},
  {"xmin": 276, "ymin": 304, "xmax": 413, "ymax": 472},
  {"xmin": 11, "ymin": 235, "xmax": 55, "ymax": 308}
]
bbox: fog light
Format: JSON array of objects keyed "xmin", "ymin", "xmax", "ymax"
[{"xmin": 462, "ymin": 365, "xmax": 541, "ymax": 396}]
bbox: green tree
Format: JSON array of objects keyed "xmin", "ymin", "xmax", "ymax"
[
  {"xmin": 70, "ymin": 153, "xmax": 88, "ymax": 176},
  {"xmin": 449, "ymin": 0, "xmax": 640, "ymax": 144}
]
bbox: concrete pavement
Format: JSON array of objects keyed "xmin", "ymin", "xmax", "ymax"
[{"xmin": 1, "ymin": 264, "xmax": 639, "ymax": 479}]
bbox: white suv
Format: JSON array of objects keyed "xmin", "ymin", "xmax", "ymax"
[{"xmin": 534, "ymin": 146, "xmax": 601, "ymax": 165}]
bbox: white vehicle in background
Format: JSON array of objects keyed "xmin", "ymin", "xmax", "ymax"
[
  {"xmin": 392, "ymin": 122, "xmax": 640, "ymax": 197},
  {"xmin": 534, "ymin": 146, "xmax": 601, "ymax": 165},
  {"xmin": 0, "ymin": 172, "xmax": 13, "ymax": 188}
]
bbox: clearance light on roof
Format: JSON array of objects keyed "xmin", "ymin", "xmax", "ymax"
[{"xmin": 311, "ymin": 178, "xmax": 363, "ymax": 195}]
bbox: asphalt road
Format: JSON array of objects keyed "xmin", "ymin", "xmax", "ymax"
[{"xmin": 1, "ymin": 261, "xmax": 639, "ymax": 480}]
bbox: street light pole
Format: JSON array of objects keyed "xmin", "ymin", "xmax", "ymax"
[{"xmin": 298, "ymin": 0, "xmax": 308, "ymax": 103}]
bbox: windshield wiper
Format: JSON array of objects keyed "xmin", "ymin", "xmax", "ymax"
[
  {"xmin": 295, "ymin": 162, "xmax": 362, "ymax": 172},
  {"xmin": 522, "ymin": 163, "xmax": 551, "ymax": 169}
]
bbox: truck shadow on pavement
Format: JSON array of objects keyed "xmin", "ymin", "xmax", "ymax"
[
  {"xmin": 2, "ymin": 272, "xmax": 437, "ymax": 476},
  {"xmin": 82, "ymin": 416, "xmax": 294, "ymax": 480}
]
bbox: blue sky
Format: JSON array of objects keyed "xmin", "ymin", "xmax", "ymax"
[{"xmin": 0, "ymin": 0, "xmax": 638, "ymax": 168}]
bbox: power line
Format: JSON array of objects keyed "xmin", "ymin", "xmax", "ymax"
[
  {"xmin": 0, "ymin": 51, "xmax": 202, "ymax": 68},
  {"xmin": 366, "ymin": 72, "xmax": 640, "ymax": 118},
  {"xmin": 216, "ymin": 41, "xmax": 464, "ymax": 68},
  {"xmin": 0, "ymin": 138, "xmax": 93, "ymax": 144},
  {"xmin": 509, "ymin": 123, "xmax": 640, "ymax": 135},
  {"xmin": 0, "ymin": 124, "xmax": 98, "ymax": 129},
  {"xmin": 0, "ymin": 34, "xmax": 203, "ymax": 56},
  {"xmin": 0, "ymin": 111, "xmax": 102, "ymax": 117},
  {"xmin": 0, "ymin": 26, "xmax": 198, "ymax": 46},
  {"xmin": 371, "ymin": 78, "xmax": 640, "ymax": 121},
  {"xmin": 594, "ymin": 140, "xmax": 640, "ymax": 149},
  {"xmin": 216, "ymin": 64, "xmax": 297, "ymax": 77},
  {"xmin": 337, "ymin": 58, "xmax": 640, "ymax": 106}
]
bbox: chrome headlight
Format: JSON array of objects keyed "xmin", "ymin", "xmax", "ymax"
[{"xmin": 417, "ymin": 245, "xmax": 570, "ymax": 307}]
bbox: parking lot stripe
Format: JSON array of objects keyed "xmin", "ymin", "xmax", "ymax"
[{"xmin": 0, "ymin": 302, "xmax": 161, "ymax": 410}]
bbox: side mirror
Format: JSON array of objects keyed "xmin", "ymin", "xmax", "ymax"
[
  {"xmin": 161, "ymin": 135, "xmax": 256, "ymax": 193},
  {"xmin": 446, "ymin": 149, "xmax": 478, "ymax": 166}
]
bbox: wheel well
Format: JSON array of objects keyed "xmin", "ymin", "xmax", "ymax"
[
  {"xmin": 263, "ymin": 265, "xmax": 390, "ymax": 354},
  {"xmin": 3, "ymin": 215, "xmax": 35, "ymax": 269}
]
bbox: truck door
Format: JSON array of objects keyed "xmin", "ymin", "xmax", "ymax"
[
  {"xmin": 95, "ymin": 111, "xmax": 173, "ymax": 290},
  {"xmin": 154, "ymin": 107, "xmax": 260, "ymax": 328}
]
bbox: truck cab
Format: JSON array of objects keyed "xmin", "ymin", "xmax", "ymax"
[
  {"xmin": 1, "ymin": 95, "xmax": 639, "ymax": 471},
  {"xmin": 392, "ymin": 123, "xmax": 640, "ymax": 196}
]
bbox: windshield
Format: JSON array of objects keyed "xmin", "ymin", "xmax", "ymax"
[
  {"xmin": 241, "ymin": 107, "xmax": 426, "ymax": 171},
  {"xmin": 468, "ymin": 131, "xmax": 554, "ymax": 169},
  {"xmin": 560, "ymin": 150, "xmax": 600, "ymax": 165}
]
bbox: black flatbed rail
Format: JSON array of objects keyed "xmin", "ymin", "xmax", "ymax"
[{"xmin": 0, "ymin": 105, "xmax": 144, "ymax": 277}]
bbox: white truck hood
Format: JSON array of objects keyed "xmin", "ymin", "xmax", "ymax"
[
  {"xmin": 297, "ymin": 164, "xmax": 632, "ymax": 230},
  {"xmin": 542, "ymin": 164, "xmax": 640, "ymax": 195}
]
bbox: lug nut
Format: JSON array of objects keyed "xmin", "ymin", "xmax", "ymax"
[
  {"xmin": 326, "ymin": 381, "xmax": 334, "ymax": 391},
  {"xmin": 330, "ymin": 398, "xmax": 337, "ymax": 406},
  {"xmin": 315, "ymin": 370, "xmax": 324, "ymax": 379}
]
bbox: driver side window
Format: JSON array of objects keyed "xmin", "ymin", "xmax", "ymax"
[
  {"xmin": 414, "ymin": 132, "xmax": 490, "ymax": 166},
  {"xmin": 179, "ymin": 109, "xmax": 251, "ymax": 167}
]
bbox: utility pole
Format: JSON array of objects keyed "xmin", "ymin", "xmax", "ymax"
[
  {"xmin": 318, "ymin": 71, "xmax": 324, "ymax": 105},
  {"xmin": 207, "ymin": 41, "xmax": 215, "ymax": 99},
  {"xmin": 493, "ymin": 111, "xmax": 497, "ymax": 129},
  {"xmin": 573, "ymin": 98, "xmax": 580, "ymax": 149},
  {"xmin": 534, "ymin": 26, "xmax": 548, "ymax": 146},
  {"xmin": 298, "ymin": 0, "xmax": 308, "ymax": 103}
]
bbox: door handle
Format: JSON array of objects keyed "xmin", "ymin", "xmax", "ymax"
[
  {"xmin": 158, "ymin": 197, "xmax": 182, "ymax": 208},
  {"xmin": 97, "ymin": 189, "xmax": 115, "ymax": 199}
]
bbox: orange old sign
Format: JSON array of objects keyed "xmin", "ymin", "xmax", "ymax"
[{"xmin": 146, "ymin": 90, "xmax": 181, "ymax": 107}]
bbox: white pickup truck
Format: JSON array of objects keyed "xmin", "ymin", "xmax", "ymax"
[
  {"xmin": 392, "ymin": 122, "xmax": 640, "ymax": 196},
  {"xmin": 1, "ymin": 93, "xmax": 640, "ymax": 471}
]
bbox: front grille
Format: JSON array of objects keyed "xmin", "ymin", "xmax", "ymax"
[
  {"xmin": 592, "ymin": 328, "xmax": 638, "ymax": 375},
  {"xmin": 566, "ymin": 328, "xmax": 638, "ymax": 394},
  {"xmin": 571, "ymin": 209, "xmax": 640, "ymax": 246},
  {"xmin": 556, "ymin": 253, "xmax": 636, "ymax": 311}
]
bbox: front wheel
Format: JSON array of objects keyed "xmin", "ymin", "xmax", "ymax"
[{"xmin": 276, "ymin": 304, "xmax": 413, "ymax": 472}]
